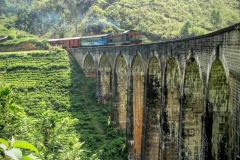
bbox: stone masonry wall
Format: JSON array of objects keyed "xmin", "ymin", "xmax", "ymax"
[
  {"xmin": 182, "ymin": 58, "xmax": 203, "ymax": 159},
  {"xmin": 99, "ymin": 55, "xmax": 112, "ymax": 102},
  {"xmin": 69, "ymin": 23, "xmax": 240, "ymax": 160},
  {"xmin": 144, "ymin": 57, "xmax": 161, "ymax": 160},
  {"xmin": 131, "ymin": 55, "xmax": 144, "ymax": 159},
  {"xmin": 162, "ymin": 57, "xmax": 180, "ymax": 160},
  {"xmin": 113, "ymin": 55, "xmax": 128, "ymax": 129}
]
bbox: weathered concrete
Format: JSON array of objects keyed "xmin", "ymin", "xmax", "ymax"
[{"xmin": 68, "ymin": 23, "xmax": 240, "ymax": 160}]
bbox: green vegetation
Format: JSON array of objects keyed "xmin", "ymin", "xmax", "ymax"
[
  {"xmin": 1, "ymin": 0, "xmax": 239, "ymax": 42},
  {"xmin": 0, "ymin": 50, "xmax": 126, "ymax": 159},
  {"xmin": 0, "ymin": 26, "xmax": 48, "ymax": 50},
  {"xmin": 0, "ymin": 137, "xmax": 39, "ymax": 160},
  {"xmin": 0, "ymin": 0, "xmax": 239, "ymax": 159}
]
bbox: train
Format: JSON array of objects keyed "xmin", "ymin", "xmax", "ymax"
[{"xmin": 48, "ymin": 30, "xmax": 142, "ymax": 49}]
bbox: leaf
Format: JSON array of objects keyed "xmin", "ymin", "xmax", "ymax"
[
  {"xmin": 23, "ymin": 156, "xmax": 34, "ymax": 160},
  {"xmin": 0, "ymin": 86, "xmax": 10, "ymax": 97},
  {"xmin": 5, "ymin": 150, "xmax": 18, "ymax": 160},
  {"xmin": 23, "ymin": 154, "xmax": 41, "ymax": 160},
  {"xmin": 0, "ymin": 138, "xmax": 9, "ymax": 147},
  {"xmin": 0, "ymin": 143, "xmax": 7, "ymax": 151},
  {"xmin": 12, "ymin": 141, "xmax": 38, "ymax": 154},
  {"xmin": 9, "ymin": 148, "xmax": 22, "ymax": 159}
]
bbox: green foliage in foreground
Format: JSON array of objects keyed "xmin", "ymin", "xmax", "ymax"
[
  {"xmin": 0, "ymin": 137, "xmax": 40, "ymax": 160},
  {"xmin": 0, "ymin": 50, "xmax": 127, "ymax": 159}
]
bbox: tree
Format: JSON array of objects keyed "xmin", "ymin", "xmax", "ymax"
[
  {"xmin": 211, "ymin": 10, "xmax": 222, "ymax": 29},
  {"xmin": 180, "ymin": 20, "xmax": 192, "ymax": 38},
  {"xmin": 82, "ymin": 5, "xmax": 113, "ymax": 34},
  {"xmin": 49, "ymin": 23, "xmax": 71, "ymax": 38},
  {"xmin": 0, "ymin": 0, "xmax": 6, "ymax": 15}
]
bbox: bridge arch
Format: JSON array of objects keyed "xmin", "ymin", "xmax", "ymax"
[
  {"xmin": 112, "ymin": 54, "xmax": 128, "ymax": 129},
  {"xmin": 144, "ymin": 55, "xmax": 161, "ymax": 160},
  {"xmin": 83, "ymin": 52, "xmax": 96, "ymax": 78},
  {"xmin": 162, "ymin": 56, "xmax": 181, "ymax": 159},
  {"xmin": 182, "ymin": 57, "xmax": 203, "ymax": 159},
  {"xmin": 206, "ymin": 57, "xmax": 232, "ymax": 159},
  {"xmin": 98, "ymin": 54, "xmax": 112, "ymax": 102},
  {"xmin": 130, "ymin": 55, "xmax": 145, "ymax": 159},
  {"xmin": 207, "ymin": 50, "xmax": 230, "ymax": 85},
  {"xmin": 130, "ymin": 52, "xmax": 145, "ymax": 72}
]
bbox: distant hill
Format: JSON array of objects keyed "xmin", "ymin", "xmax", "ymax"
[{"xmin": 1, "ymin": 0, "xmax": 239, "ymax": 42}]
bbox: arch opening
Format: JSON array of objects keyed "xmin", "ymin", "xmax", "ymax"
[
  {"xmin": 131, "ymin": 55, "xmax": 144, "ymax": 159},
  {"xmin": 206, "ymin": 60, "xmax": 231, "ymax": 160},
  {"xmin": 162, "ymin": 57, "xmax": 180, "ymax": 160},
  {"xmin": 113, "ymin": 55, "xmax": 128, "ymax": 129},
  {"xmin": 182, "ymin": 58, "xmax": 203, "ymax": 159},
  {"xmin": 145, "ymin": 57, "xmax": 161, "ymax": 160},
  {"xmin": 83, "ymin": 54, "xmax": 96, "ymax": 78},
  {"xmin": 99, "ymin": 55, "xmax": 112, "ymax": 103}
]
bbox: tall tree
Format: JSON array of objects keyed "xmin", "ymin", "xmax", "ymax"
[
  {"xmin": 0, "ymin": 0, "xmax": 6, "ymax": 15},
  {"xmin": 211, "ymin": 9, "xmax": 222, "ymax": 29},
  {"xmin": 181, "ymin": 20, "xmax": 192, "ymax": 38}
]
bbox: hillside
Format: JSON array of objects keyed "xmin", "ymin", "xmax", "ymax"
[
  {"xmin": 0, "ymin": 50, "xmax": 126, "ymax": 159},
  {"xmin": 0, "ymin": 0, "xmax": 239, "ymax": 42}
]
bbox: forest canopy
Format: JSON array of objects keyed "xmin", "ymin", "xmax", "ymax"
[{"xmin": 0, "ymin": 0, "xmax": 239, "ymax": 42}]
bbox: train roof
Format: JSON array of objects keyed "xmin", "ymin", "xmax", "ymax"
[
  {"xmin": 48, "ymin": 37, "xmax": 81, "ymax": 42},
  {"xmin": 109, "ymin": 30, "xmax": 140, "ymax": 37},
  {"xmin": 122, "ymin": 30, "xmax": 139, "ymax": 33},
  {"xmin": 59, "ymin": 37, "xmax": 81, "ymax": 40},
  {"xmin": 81, "ymin": 34, "xmax": 109, "ymax": 39},
  {"xmin": 48, "ymin": 39, "xmax": 59, "ymax": 42}
]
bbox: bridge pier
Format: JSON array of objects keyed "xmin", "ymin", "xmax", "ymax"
[{"xmin": 69, "ymin": 23, "xmax": 240, "ymax": 160}]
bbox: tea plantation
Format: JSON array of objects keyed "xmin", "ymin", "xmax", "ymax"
[{"xmin": 0, "ymin": 49, "xmax": 126, "ymax": 159}]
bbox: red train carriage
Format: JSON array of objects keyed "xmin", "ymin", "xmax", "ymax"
[
  {"xmin": 59, "ymin": 38, "xmax": 69, "ymax": 48},
  {"xmin": 48, "ymin": 37, "xmax": 81, "ymax": 49},
  {"xmin": 59, "ymin": 37, "xmax": 81, "ymax": 49},
  {"xmin": 69, "ymin": 37, "xmax": 81, "ymax": 48},
  {"xmin": 48, "ymin": 39, "xmax": 59, "ymax": 46}
]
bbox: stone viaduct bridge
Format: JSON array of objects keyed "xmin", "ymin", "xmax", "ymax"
[{"xmin": 68, "ymin": 23, "xmax": 240, "ymax": 160}]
